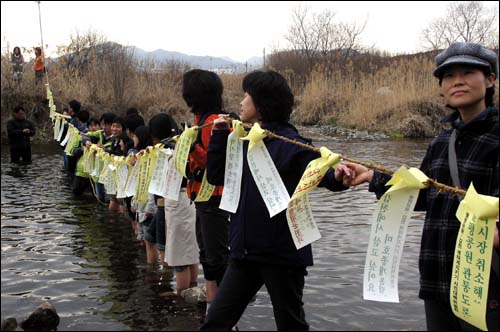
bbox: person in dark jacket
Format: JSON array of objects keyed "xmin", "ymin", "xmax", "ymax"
[
  {"xmin": 202, "ymin": 70, "xmax": 351, "ymax": 331},
  {"xmin": 340, "ymin": 42, "xmax": 499, "ymax": 331},
  {"xmin": 7, "ymin": 106, "xmax": 35, "ymax": 163}
]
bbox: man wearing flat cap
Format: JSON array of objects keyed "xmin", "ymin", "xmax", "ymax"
[{"xmin": 338, "ymin": 42, "xmax": 499, "ymax": 331}]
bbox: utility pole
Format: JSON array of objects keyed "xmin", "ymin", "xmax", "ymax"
[
  {"xmin": 263, "ymin": 48, "xmax": 266, "ymax": 68},
  {"xmin": 37, "ymin": 1, "xmax": 44, "ymax": 53}
]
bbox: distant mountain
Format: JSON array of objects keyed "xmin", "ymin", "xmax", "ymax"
[{"xmin": 126, "ymin": 46, "xmax": 263, "ymax": 73}]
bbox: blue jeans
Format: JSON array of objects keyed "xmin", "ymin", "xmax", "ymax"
[{"xmin": 95, "ymin": 183, "xmax": 107, "ymax": 203}]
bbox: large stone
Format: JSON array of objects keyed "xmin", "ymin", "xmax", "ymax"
[
  {"xmin": 20, "ymin": 302, "xmax": 60, "ymax": 331},
  {"xmin": 180, "ymin": 285, "xmax": 207, "ymax": 304}
]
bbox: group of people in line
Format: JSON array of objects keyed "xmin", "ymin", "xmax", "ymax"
[
  {"xmin": 9, "ymin": 46, "xmax": 45, "ymax": 84},
  {"xmin": 6, "ymin": 41, "xmax": 499, "ymax": 331}
]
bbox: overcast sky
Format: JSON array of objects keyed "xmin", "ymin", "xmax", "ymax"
[{"xmin": 1, "ymin": 1, "xmax": 496, "ymax": 62}]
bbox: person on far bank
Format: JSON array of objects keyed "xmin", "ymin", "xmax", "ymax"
[
  {"xmin": 11, "ymin": 46, "xmax": 24, "ymax": 83},
  {"xmin": 203, "ymin": 70, "xmax": 352, "ymax": 331},
  {"xmin": 33, "ymin": 47, "xmax": 44, "ymax": 85},
  {"xmin": 339, "ymin": 42, "xmax": 499, "ymax": 331},
  {"xmin": 7, "ymin": 106, "xmax": 36, "ymax": 163}
]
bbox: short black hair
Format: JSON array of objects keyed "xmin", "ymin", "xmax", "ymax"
[
  {"xmin": 148, "ymin": 113, "xmax": 179, "ymax": 140},
  {"xmin": 182, "ymin": 69, "xmax": 223, "ymax": 114},
  {"xmin": 125, "ymin": 114, "xmax": 145, "ymax": 133},
  {"xmin": 99, "ymin": 112, "xmax": 116, "ymax": 125},
  {"xmin": 242, "ymin": 70, "xmax": 294, "ymax": 123},
  {"xmin": 112, "ymin": 116, "xmax": 126, "ymax": 130},
  {"xmin": 68, "ymin": 99, "xmax": 81, "ymax": 113},
  {"xmin": 76, "ymin": 110, "xmax": 90, "ymax": 123},
  {"xmin": 13, "ymin": 105, "xmax": 25, "ymax": 113},
  {"xmin": 126, "ymin": 107, "xmax": 139, "ymax": 116},
  {"xmin": 88, "ymin": 117, "xmax": 100, "ymax": 126}
]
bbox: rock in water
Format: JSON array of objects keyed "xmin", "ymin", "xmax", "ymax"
[
  {"xmin": 1, "ymin": 318, "xmax": 18, "ymax": 331},
  {"xmin": 20, "ymin": 302, "xmax": 60, "ymax": 331},
  {"xmin": 180, "ymin": 285, "xmax": 207, "ymax": 304}
]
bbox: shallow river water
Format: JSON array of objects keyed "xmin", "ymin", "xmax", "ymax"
[{"xmin": 1, "ymin": 137, "xmax": 431, "ymax": 331}]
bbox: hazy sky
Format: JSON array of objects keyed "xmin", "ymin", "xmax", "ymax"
[{"xmin": 1, "ymin": 1, "xmax": 495, "ymax": 62}]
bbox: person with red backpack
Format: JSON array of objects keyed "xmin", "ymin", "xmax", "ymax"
[{"xmin": 182, "ymin": 69, "xmax": 230, "ymax": 318}]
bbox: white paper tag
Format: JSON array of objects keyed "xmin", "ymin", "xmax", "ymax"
[
  {"xmin": 115, "ymin": 164, "xmax": 129, "ymax": 199},
  {"xmin": 54, "ymin": 117, "xmax": 61, "ymax": 140},
  {"xmin": 57, "ymin": 120, "xmax": 65, "ymax": 142},
  {"xmin": 286, "ymin": 194, "xmax": 321, "ymax": 249},
  {"xmin": 60, "ymin": 127, "xmax": 70, "ymax": 146},
  {"xmin": 219, "ymin": 130, "xmax": 244, "ymax": 213},
  {"xmin": 148, "ymin": 149, "xmax": 170, "ymax": 197},
  {"xmin": 363, "ymin": 188, "xmax": 419, "ymax": 303},
  {"xmin": 246, "ymin": 140, "xmax": 290, "ymax": 217},
  {"xmin": 164, "ymin": 151, "xmax": 183, "ymax": 201},
  {"xmin": 125, "ymin": 159, "xmax": 141, "ymax": 197}
]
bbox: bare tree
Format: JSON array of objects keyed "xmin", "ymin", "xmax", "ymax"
[
  {"xmin": 57, "ymin": 29, "xmax": 107, "ymax": 77},
  {"xmin": 313, "ymin": 9, "xmax": 336, "ymax": 56},
  {"xmin": 331, "ymin": 19, "xmax": 367, "ymax": 60},
  {"xmin": 285, "ymin": 5, "xmax": 319, "ymax": 70},
  {"xmin": 421, "ymin": 1, "xmax": 499, "ymax": 50},
  {"xmin": 284, "ymin": 5, "xmax": 367, "ymax": 74}
]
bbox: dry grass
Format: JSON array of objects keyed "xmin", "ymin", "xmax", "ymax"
[{"xmin": 292, "ymin": 55, "xmax": 446, "ymax": 134}]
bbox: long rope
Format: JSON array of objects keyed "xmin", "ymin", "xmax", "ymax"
[
  {"xmin": 89, "ymin": 177, "xmax": 108, "ymax": 206},
  {"xmin": 195, "ymin": 116, "xmax": 467, "ymax": 196}
]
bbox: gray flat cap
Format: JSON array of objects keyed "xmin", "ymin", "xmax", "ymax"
[{"xmin": 433, "ymin": 42, "xmax": 498, "ymax": 79}]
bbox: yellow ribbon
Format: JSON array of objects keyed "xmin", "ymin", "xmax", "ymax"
[
  {"xmin": 174, "ymin": 125, "xmax": 198, "ymax": 177},
  {"xmin": 241, "ymin": 122, "xmax": 266, "ymax": 150},
  {"xmin": 291, "ymin": 147, "xmax": 341, "ymax": 201},
  {"xmin": 451, "ymin": 183, "xmax": 499, "ymax": 331}
]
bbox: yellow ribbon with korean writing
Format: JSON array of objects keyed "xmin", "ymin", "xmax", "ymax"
[
  {"xmin": 145, "ymin": 144, "xmax": 162, "ymax": 187},
  {"xmin": 174, "ymin": 125, "xmax": 198, "ymax": 177},
  {"xmin": 46, "ymin": 84, "xmax": 55, "ymax": 120},
  {"xmin": 364, "ymin": 166, "xmax": 428, "ymax": 303},
  {"xmin": 194, "ymin": 170, "xmax": 215, "ymax": 202},
  {"xmin": 135, "ymin": 148, "xmax": 152, "ymax": 204},
  {"xmin": 125, "ymin": 153, "xmax": 142, "ymax": 198},
  {"xmin": 64, "ymin": 126, "xmax": 78, "ymax": 155},
  {"xmin": 451, "ymin": 183, "xmax": 499, "ymax": 331},
  {"xmin": 286, "ymin": 147, "xmax": 341, "ymax": 249}
]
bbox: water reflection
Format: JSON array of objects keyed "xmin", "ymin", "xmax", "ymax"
[{"xmin": 1, "ymin": 139, "xmax": 430, "ymax": 330}]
